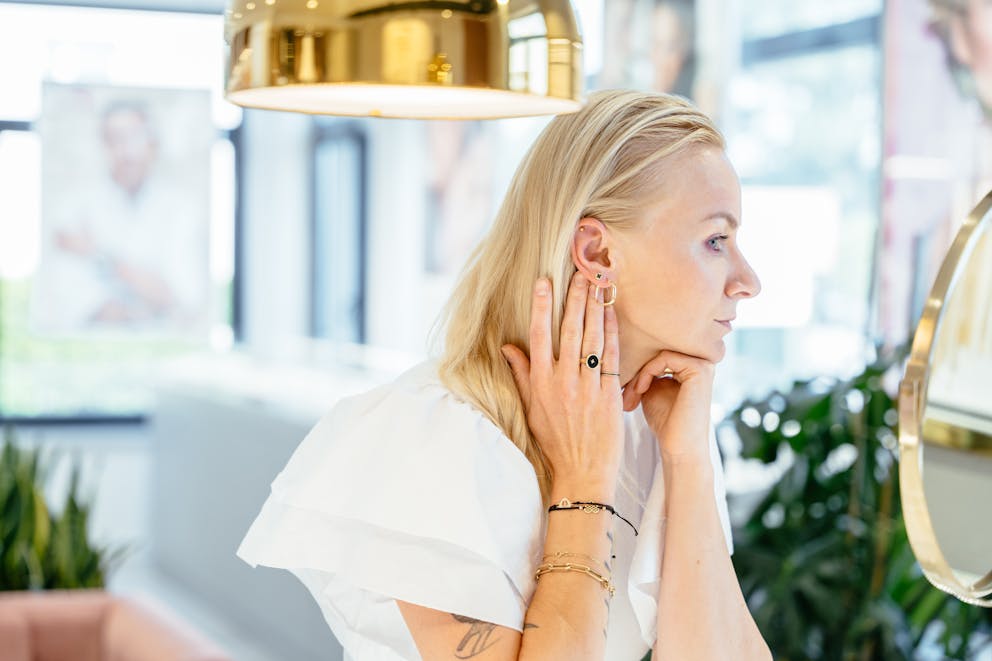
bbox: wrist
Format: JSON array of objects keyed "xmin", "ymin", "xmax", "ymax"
[
  {"xmin": 660, "ymin": 448, "xmax": 712, "ymax": 467},
  {"xmin": 549, "ymin": 479, "xmax": 615, "ymax": 505},
  {"xmin": 661, "ymin": 454, "xmax": 714, "ymax": 487}
]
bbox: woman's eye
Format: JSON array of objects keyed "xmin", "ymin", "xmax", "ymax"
[{"xmin": 707, "ymin": 235, "xmax": 729, "ymax": 251}]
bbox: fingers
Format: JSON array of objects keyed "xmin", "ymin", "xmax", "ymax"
[
  {"xmin": 633, "ymin": 356, "xmax": 666, "ymax": 395},
  {"xmin": 580, "ymin": 282, "xmax": 604, "ymax": 377},
  {"xmin": 623, "ymin": 359, "xmax": 671, "ymax": 411},
  {"xmin": 622, "ymin": 378, "xmax": 641, "ymax": 411},
  {"xmin": 528, "ymin": 278, "xmax": 553, "ymax": 377},
  {"xmin": 501, "ymin": 344, "xmax": 532, "ymax": 407},
  {"xmin": 622, "ymin": 351, "xmax": 712, "ymax": 411},
  {"xmin": 558, "ymin": 271, "xmax": 588, "ymax": 365},
  {"xmin": 632, "ymin": 351, "xmax": 714, "ymax": 394}
]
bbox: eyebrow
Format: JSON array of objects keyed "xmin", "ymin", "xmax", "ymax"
[{"xmin": 702, "ymin": 212, "xmax": 740, "ymax": 230}]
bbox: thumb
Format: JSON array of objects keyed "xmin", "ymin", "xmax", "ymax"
[{"xmin": 500, "ymin": 344, "xmax": 532, "ymax": 407}]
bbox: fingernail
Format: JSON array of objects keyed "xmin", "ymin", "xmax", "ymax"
[
  {"xmin": 500, "ymin": 346, "xmax": 510, "ymax": 361},
  {"xmin": 535, "ymin": 279, "xmax": 549, "ymax": 296}
]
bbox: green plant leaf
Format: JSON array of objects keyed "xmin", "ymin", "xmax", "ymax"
[
  {"xmin": 727, "ymin": 345, "xmax": 992, "ymax": 660},
  {"xmin": 0, "ymin": 432, "xmax": 128, "ymax": 591}
]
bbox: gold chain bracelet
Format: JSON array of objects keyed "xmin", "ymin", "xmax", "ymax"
[
  {"xmin": 534, "ymin": 562, "xmax": 616, "ymax": 598},
  {"xmin": 542, "ymin": 551, "xmax": 609, "ymax": 572}
]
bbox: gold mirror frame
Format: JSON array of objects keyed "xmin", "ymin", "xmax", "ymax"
[{"xmin": 899, "ymin": 188, "xmax": 992, "ymax": 607}]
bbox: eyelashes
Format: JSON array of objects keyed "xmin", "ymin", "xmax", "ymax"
[{"xmin": 707, "ymin": 234, "xmax": 729, "ymax": 252}]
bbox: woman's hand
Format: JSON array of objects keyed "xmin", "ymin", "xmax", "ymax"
[
  {"xmin": 621, "ymin": 351, "xmax": 715, "ymax": 464},
  {"xmin": 501, "ymin": 272, "xmax": 625, "ymax": 499}
]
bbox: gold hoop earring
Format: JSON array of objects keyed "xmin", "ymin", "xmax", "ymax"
[{"xmin": 602, "ymin": 283, "xmax": 617, "ymax": 306}]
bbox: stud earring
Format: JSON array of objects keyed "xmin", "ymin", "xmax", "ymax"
[{"xmin": 595, "ymin": 273, "xmax": 604, "ymax": 281}]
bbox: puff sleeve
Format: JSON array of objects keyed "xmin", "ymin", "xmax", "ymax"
[{"xmin": 236, "ymin": 362, "xmax": 545, "ymax": 658}]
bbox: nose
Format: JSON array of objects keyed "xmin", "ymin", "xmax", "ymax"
[{"xmin": 727, "ymin": 252, "xmax": 761, "ymax": 299}]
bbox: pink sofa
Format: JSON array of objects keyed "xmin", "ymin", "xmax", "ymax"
[{"xmin": 0, "ymin": 590, "xmax": 232, "ymax": 661}]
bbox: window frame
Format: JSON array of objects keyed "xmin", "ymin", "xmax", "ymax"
[
  {"xmin": 309, "ymin": 119, "xmax": 369, "ymax": 344},
  {"xmin": 0, "ymin": 3, "xmax": 243, "ymax": 425}
]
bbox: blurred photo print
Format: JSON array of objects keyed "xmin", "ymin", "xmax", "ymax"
[
  {"xmin": 599, "ymin": 0, "xmax": 698, "ymax": 98},
  {"xmin": 31, "ymin": 83, "xmax": 212, "ymax": 338},
  {"xmin": 878, "ymin": 0, "xmax": 992, "ymax": 344}
]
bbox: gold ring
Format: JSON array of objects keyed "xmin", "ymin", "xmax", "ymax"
[
  {"xmin": 581, "ymin": 354, "xmax": 600, "ymax": 369},
  {"xmin": 602, "ymin": 371, "xmax": 619, "ymax": 376},
  {"xmin": 657, "ymin": 368, "xmax": 675, "ymax": 379}
]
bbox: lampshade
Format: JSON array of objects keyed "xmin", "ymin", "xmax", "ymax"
[{"xmin": 223, "ymin": 0, "xmax": 584, "ymax": 119}]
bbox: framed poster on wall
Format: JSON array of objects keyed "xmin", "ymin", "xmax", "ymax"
[{"xmin": 31, "ymin": 82, "xmax": 213, "ymax": 338}]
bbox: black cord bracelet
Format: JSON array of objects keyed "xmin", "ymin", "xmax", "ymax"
[{"xmin": 548, "ymin": 498, "xmax": 639, "ymax": 536}]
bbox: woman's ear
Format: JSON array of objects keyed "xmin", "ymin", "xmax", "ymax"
[{"xmin": 570, "ymin": 217, "xmax": 615, "ymax": 285}]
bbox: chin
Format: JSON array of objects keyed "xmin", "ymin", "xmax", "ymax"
[
  {"xmin": 693, "ymin": 339, "xmax": 727, "ymax": 364},
  {"xmin": 667, "ymin": 339, "xmax": 726, "ymax": 364}
]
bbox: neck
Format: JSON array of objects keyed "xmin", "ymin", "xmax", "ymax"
[{"xmin": 617, "ymin": 324, "xmax": 657, "ymax": 390}]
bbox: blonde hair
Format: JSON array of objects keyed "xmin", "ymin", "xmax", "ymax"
[{"xmin": 434, "ymin": 89, "xmax": 725, "ymax": 505}]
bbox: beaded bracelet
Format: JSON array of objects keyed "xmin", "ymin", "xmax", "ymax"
[
  {"xmin": 534, "ymin": 562, "xmax": 616, "ymax": 598},
  {"xmin": 548, "ymin": 497, "xmax": 639, "ymax": 536}
]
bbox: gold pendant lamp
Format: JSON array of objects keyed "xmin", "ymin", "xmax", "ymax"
[{"xmin": 223, "ymin": 0, "xmax": 584, "ymax": 119}]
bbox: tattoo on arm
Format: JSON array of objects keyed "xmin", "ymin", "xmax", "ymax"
[
  {"xmin": 524, "ymin": 622, "xmax": 539, "ymax": 630},
  {"xmin": 451, "ymin": 614, "xmax": 502, "ymax": 658}
]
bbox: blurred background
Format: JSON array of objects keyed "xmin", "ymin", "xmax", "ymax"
[{"xmin": 0, "ymin": 0, "xmax": 990, "ymax": 659}]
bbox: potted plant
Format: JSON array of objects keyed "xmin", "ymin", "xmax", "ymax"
[
  {"xmin": 725, "ymin": 347, "xmax": 992, "ymax": 660},
  {"xmin": 0, "ymin": 425, "xmax": 129, "ymax": 591}
]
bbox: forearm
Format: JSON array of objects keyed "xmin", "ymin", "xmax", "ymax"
[
  {"xmin": 518, "ymin": 482, "xmax": 615, "ymax": 661},
  {"xmin": 654, "ymin": 459, "xmax": 770, "ymax": 661}
]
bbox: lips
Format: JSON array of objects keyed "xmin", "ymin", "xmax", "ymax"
[{"xmin": 716, "ymin": 318, "xmax": 734, "ymax": 329}]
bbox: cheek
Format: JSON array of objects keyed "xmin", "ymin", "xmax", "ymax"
[
  {"xmin": 623, "ymin": 251, "xmax": 718, "ymax": 326},
  {"xmin": 679, "ymin": 251, "xmax": 726, "ymax": 302}
]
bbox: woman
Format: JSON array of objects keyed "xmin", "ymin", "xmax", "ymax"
[{"xmin": 237, "ymin": 89, "xmax": 771, "ymax": 660}]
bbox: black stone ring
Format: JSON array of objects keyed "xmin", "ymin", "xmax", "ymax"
[{"xmin": 581, "ymin": 353, "xmax": 600, "ymax": 369}]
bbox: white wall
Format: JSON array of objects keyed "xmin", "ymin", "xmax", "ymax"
[
  {"xmin": 240, "ymin": 109, "xmax": 313, "ymax": 357},
  {"xmin": 238, "ymin": 109, "xmax": 451, "ymax": 360},
  {"xmin": 362, "ymin": 120, "xmax": 434, "ymax": 354}
]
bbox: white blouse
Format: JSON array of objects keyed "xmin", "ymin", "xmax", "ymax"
[{"xmin": 236, "ymin": 359, "xmax": 733, "ymax": 661}]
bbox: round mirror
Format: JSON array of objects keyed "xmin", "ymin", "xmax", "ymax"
[{"xmin": 900, "ymin": 188, "xmax": 992, "ymax": 606}]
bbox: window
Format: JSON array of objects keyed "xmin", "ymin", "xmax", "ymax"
[
  {"xmin": 716, "ymin": 2, "xmax": 884, "ymax": 410},
  {"xmin": 0, "ymin": 3, "xmax": 241, "ymax": 420},
  {"xmin": 311, "ymin": 120, "xmax": 367, "ymax": 344}
]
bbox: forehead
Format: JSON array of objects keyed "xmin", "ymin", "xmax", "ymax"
[{"xmin": 645, "ymin": 147, "xmax": 741, "ymax": 231}]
